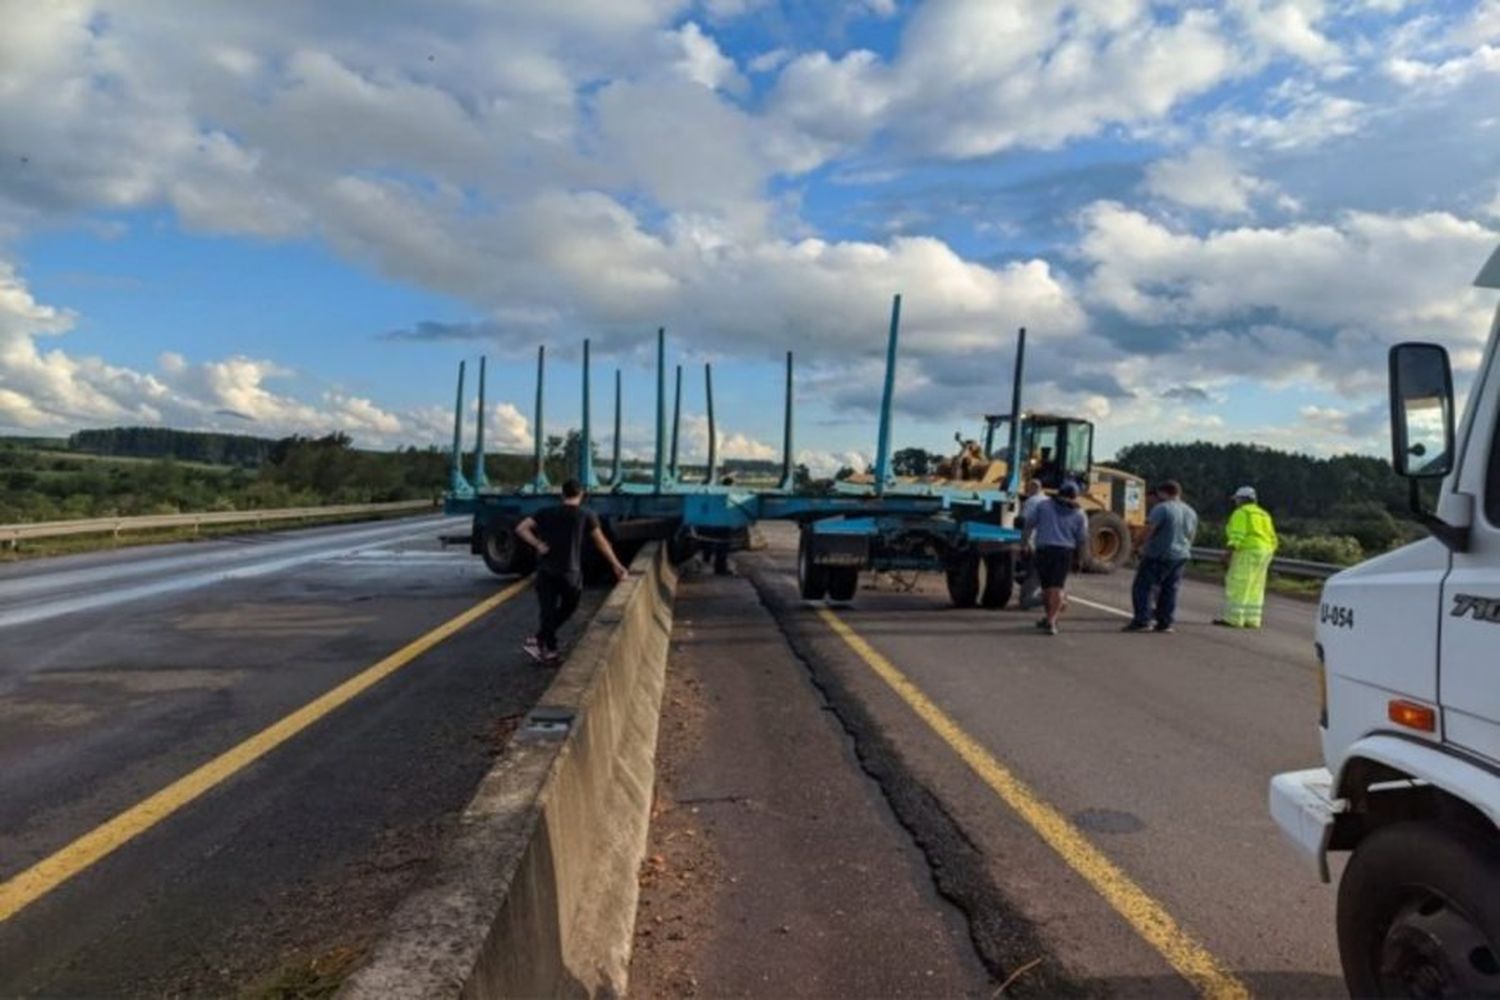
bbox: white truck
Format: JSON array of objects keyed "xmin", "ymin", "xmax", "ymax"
[{"xmin": 1270, "ymin": 243, "xmax": 1500, "ymax": 997}]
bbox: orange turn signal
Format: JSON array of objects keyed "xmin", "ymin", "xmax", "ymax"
[{"xmin": 1388, "ymin": 699, "xmax": 1437, "ymax": 733}]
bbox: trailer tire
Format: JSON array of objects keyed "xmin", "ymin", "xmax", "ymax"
[
  {"xmin": 797, "ymin": 529, "xmax": 829, "ymax": 600},
  {"xmin": 667, "ymin": 531, "xmax": 696, "ymax": 565},
  {"xmin": 981, "ymin": 552, "xmax": 1014, "ymax": 609},
  {"xmin": 1085, "ymin": 511, "xmax": 1130, "ymax": 574},
  {"xmin": 1337, "ymin": 820, "xmax": 1500, "ymax": 998},
  {"xmin": 946, "ymin": 552, "xmax": 982, "ymax": 608},
  {"xmin": 826, "ymin": 566, "xmax": 859, "ymax": 603},
  {"xmin": 480, "ymin": 524, "xmax": 532, "ymax": 576},
  {"xmin": 713, "ymin": 545, "xmax": 731, "ymax": 576}
]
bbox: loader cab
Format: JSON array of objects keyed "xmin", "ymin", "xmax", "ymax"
[{"xmin": 985, "ymin": 414, "xmax": 1094, "ymax": 490}]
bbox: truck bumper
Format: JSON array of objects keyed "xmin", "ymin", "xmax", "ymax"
[{"xmin": 1269, "ymin": 767, "xmax": 1343, "ymax": 884}]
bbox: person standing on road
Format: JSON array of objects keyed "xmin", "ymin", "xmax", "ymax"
[
  {"xmin": 1123, "ymin": 480, "xmax": 1197, "ymax": 633},
  {"xmin": 1215, "ymin": 485, "xmax": 1278, "ymax": 629},
  {"xmin": 514, "ymin": 479, "xmax": 629, "ymax": 663},
  {"xmin": 1027, "ymin": 481, "xmax": 1089, "ymax": 636},
  {"xmin": 1017, "ymin": 478, "xmax": 1047, "ymax": 610}
]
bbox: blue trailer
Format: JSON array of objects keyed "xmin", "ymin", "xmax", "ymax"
[{"xmin": 442, "ymin": 296, "xmax": 1028, "ymax": 607}]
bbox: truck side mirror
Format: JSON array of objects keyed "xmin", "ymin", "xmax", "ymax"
[{"xmin": 1388, "ymin": 343, "xmax": 1455, "ymax": 480}]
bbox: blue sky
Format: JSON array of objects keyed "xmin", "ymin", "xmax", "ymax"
[{"xmin": 1, "ymin": 0, "xmax": 1497, "ymax": 475}]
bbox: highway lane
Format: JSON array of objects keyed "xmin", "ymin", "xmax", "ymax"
[
  {"xmin": 745, "ymin": 523, "xmax": 1342, "ymax": 998},
  {"xmin": 0, "ymin": 517, "xmax": 596, "ymax": 996}
]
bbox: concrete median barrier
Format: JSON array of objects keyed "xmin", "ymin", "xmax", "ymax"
[{"xmin": 341, "ymin": 542, "xmax": 678, "ymax": 999}]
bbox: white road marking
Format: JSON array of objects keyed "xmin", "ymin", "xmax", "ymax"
[{"xmin": 1067, "ymin": 594, "xmax": 1135, "ymax": 619}]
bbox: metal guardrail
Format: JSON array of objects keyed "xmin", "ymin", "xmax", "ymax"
[
  {"xmin": 1190, "ymin": 547, "xmax": 1343, "ymax": 580},
  {"xmin": 0, "ymin": 499, "xmax": 436, "ymax": 548}
]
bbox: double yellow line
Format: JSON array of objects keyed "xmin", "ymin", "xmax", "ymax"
[
  {"xmin": 817, "ymin": 607, "xmax": 1249, "ymax": 1000},
  {"xmin": 0, "ymin": 578, "xmax": 530, "ymax": 924}
]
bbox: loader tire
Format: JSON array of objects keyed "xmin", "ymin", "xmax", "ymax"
[
  {"xmin": 946, "ymin": 552, "xmax": 981, "ymax": 608},
  {"xmin": 981, "ymin": 552, "xmax": 1014, "ymax": 609},
  {"xmin": 797, "ymin": 529, "xmax": 829, "ymax": 600},
  {"xmin": 826, "ymin": 566, "xmax": 859, "ymax": 603},
  {"xmin": 1085, "ymin": 511, "xmax": 1130, "ymax": 574}
]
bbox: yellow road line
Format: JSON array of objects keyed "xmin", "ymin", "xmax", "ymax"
[
  {"xmin": 816, "ymin": 607, "xmax": 1250, "ymax": 1000},
  {"xmin": 0, "ymin": 578, "xmax": 530, "ymax": 924}
]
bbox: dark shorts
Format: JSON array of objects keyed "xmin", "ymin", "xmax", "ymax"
[{"xmin": 1033, "ymin": 546, "xmax": 1073, "ymax": 589}]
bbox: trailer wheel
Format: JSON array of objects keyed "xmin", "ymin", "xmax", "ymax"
[
  {"xmin": 481, "ymin": 524, "xmax": 532, "ymax": 576},
  {"xmin": 981, "ymin": 552, "xmax": 1014, "ymax": 609},
  {"xmin": 826, "ymin": 566, "xmax": 859, "ymax": 603},
  {"xmin": 797, "ymin": 530, "xmax": 829, "ymax": 600},
  {"xmin": 667, "ymin": 531, "xmax": 696, "ymax": 565},
  {"xmin": 1084, "ymin": 511, "xmax": 1130, "ymax": 574},
  {"xmin": 713, "ymin": 545, "xmax": 731, "ymax": 576},
  {"xmin": 945, "ymin": 552, "xmax": 982, "ymax": 608},
  {"xmin": 1338, "ymin": 820, "xmax": 1500, "ymax": 998}
]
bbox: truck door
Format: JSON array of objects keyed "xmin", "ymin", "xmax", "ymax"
[{"xmin": 1440, "ymin": 341, "xmax": 1500, "ymax": 765}]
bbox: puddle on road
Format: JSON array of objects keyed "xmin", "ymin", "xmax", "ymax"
[
  {"xmin": 171, "ymin": 603, "xmax": 376, "ymax": 638},
  {"xmin": 38, "ymin": 667, "xmax": 250, "ymax": 693},
  {"xmin": 1072, "ymin": 807, "xmax": 1146, "ymax": 834}
]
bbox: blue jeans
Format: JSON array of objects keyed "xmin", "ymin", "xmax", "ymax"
[{"xmin": 1131, "ymin": 557, "xmax": 1186, "ymax": 627}]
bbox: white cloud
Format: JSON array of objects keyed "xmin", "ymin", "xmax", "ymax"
[
  {"xmin": 769, "ymin": 0, "xmax": 1344, "ymax": 164},
  {"xmin": 748, "ymin": 48, "xmax": 792, "ymax": 74},
  {"xmin": 0, "ymin": 255, "xmax": 493, "ymax": 447},
  {"xmin": 664, "ymin": 21, "xmax": 746, "ymax": 93},
  {"xmin": 798, "ymin": 448, "xmax": 871, "ymax": 478},
  {"xmin": 1078, "ymin": 202, "xmax": 1499, "ymax": 395},
  {"xmin": 1142, "ymin": 148, "xmax": 1277, "ymax": 215}
]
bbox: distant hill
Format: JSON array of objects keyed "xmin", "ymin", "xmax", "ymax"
[{"xmin": 69, "ymin": 427, "xmax": 278, "ymax": 467}]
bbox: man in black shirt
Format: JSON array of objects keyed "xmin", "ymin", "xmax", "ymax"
[{"xmin": 514, "ymin": 480, "xmax": 629, "ymax": 663}]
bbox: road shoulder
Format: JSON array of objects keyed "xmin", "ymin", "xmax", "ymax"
[{"xmin": 629, "ymin": 564, "xmax": 992, "ymax": 998}]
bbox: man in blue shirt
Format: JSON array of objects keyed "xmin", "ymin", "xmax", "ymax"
[
  {"xmin": 1023, "ymin": 481, "xmax": 1090, "ymax": 635},
  {"xmin": 1123, "ymin": 480, "xmax": 1198, "ymax": 633}
]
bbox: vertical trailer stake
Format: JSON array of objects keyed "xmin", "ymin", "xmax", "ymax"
[
  {"xmin": 611, "ymin": 368, "xmax": 623, "ymax": 486},
  {"xmin": 704, "ymin": 362, "xmax": 718, "ymax": 485},
  {"xmin": 779, "ymin": 350, "xmax": 795, "ymax": 492},
  {"xmin": 669, "ymin": 364, "xmax": 682, "ymax": 482},
  {"xmin": 873, "ymin": 293, "xmax": 902, "ymax": 496},
  {"xmin": 530, "ymin": 345, "xmax": 549, "ymax": 493},
  {"xmin": 1005, "ymin": 327, "xmax": 1026, "ymax": 495},
  {"xmin": 449, "ymin": 360, "xmax": 472, "ymax": 497},
  {"xmin": 653, "ymin": 328, "xmax": 666, "ymax": 493},
  {"xmin": 581, "ymin": 339, "xmax": 597, "ymax": 489},
  {"xmin": 472, "ymin": 356, "xmax": 490, "ymax": 490}
]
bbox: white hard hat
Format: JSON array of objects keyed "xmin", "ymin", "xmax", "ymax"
[{"xmin": 1233, "ymin": 485, "xmax": 1257, "ymax": 501}]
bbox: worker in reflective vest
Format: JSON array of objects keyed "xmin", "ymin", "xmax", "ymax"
[{"xmin": 1216, "ymin": 485, "xmax": 1278, "ymax": 628}]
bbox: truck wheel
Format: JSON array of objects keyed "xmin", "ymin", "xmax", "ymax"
[
  {"xmin": 1338, "ymin": 820, "xmax": 1500, "ymax": 998},
  {"xmin": 945, "ymin": 552, "xmax": 981, "ymax": 608},
  {"xmin": 826, "ymin": 566, "xmax": 859, "ymax": 603},
  {"xmin": 481, "ymin": 524, "xmax": 532, "ymax": 576},
  {"xmin": 797, "ymin": 529, "xmax": 829, "ymax": 600},
  {"xmin": 1085, "ymin": 511, "xmax": 1130, "ymax": 574},
  {"xmin": 981, "ymin": 552, "xmax": 1014, "ymax": 609},
  {"xmin": 713, "ymin": 545, "xmax": 731, "ymax": 576}
]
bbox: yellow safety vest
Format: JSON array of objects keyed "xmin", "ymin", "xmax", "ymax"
[{"xmin": 1226, "ymin": 502, "xmax": 1278, "ymax": 553}]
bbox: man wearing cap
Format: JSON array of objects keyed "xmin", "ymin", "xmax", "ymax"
[
  {"xmin": 1025, "ymin": 480, "xmax": 1090, "ymax": 635},
  {"xmin": 1217, "ymin": 486, "xmax": 1278, "ymax": 628}
]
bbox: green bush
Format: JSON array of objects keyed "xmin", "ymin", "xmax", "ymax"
[{"xmin": 1278, "ymin": 534, "xmax": 1364, "ymax": 566}]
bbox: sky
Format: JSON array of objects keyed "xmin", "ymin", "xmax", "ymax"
[{"xmin": 1, "ymin": 0, "xmax": 1498, "ymax": 478}]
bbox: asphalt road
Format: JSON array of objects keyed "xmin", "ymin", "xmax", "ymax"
[
  {"xmin": 0, "ymin": 516, "xmax": 592, "ymax": 996},
  {"xmin": 744, "ymin": 523, "xmax": 1343, "ymax": 998}
]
